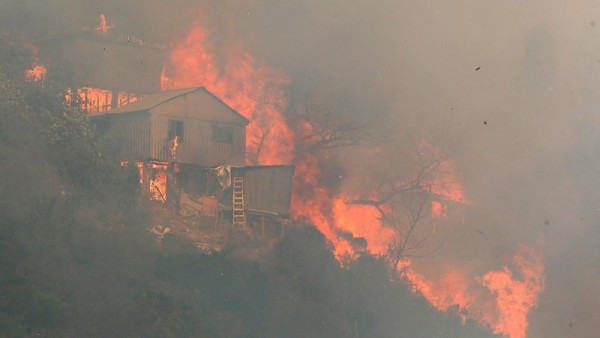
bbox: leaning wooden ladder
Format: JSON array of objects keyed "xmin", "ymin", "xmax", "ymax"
[{"xmin": 232, "ymin": 176, "xmax": 246, "ymax": 230}]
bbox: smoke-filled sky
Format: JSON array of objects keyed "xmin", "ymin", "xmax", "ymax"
[{"xmin": 2, "ymin": 0, "xmax": 600, "ymax": 336}]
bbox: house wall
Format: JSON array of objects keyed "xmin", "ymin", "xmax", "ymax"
[
  {"xmin": 149, "ymin": 89, "xmax": 249, "ymax": 124},
  {"xmin": 107, "ymin": 112, "xmax": 152, "ymax": 160},
  {"xmin": 149, "ymin": 90, "xmax": 247, "ymax": 166},
  {"xmin": 233, "ymin": 166, "xmax": 295, "ymax": 216},
  {"xmin": 151, "ymin": 114, "xmax": 246, "ymax": 166}
]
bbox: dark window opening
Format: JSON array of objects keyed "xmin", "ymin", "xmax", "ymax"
[
  {"xmin": 168, "ymin": 119, "xmax": 184, "ymax": 143},
  {"xmin": 212, "ymin": 125, "xmax": 233, "ymax": 144}
]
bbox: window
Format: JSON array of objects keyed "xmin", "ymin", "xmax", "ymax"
[
  {"xmin": 168, "ymin": 119, "xmax": 184, "ymax": 143},
  {"xmin": 431, "ymin": 200, "xmax": 448, "ymax": 219},
  {"xmin": 212, "ymin": 125, "xmax": 233, "ymax": 144}
]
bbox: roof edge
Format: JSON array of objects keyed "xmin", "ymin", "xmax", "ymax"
[{"xmin": 198, "ymin": 88, "xmax": 251, "ymax": 125}]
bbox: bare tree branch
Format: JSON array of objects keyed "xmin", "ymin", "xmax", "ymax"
[{"xmin": 346, "ymin": 145, "xmax": 452, "ymax": 264}]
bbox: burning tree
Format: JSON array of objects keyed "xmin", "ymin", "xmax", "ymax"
[
  {"xmin": 157, "ymin": 18, "xmax": 540, "ymax": 338},
  {"xmin": 285, "ymin": 80, "xmax": 388, "ymax": 153},
  {"xmin": 247, "ymin": 82, "xmax": 287, "ymax": 164},
  {"xmin": 347, "ymin": 141, "xmax": 457, "ymax": 266}
]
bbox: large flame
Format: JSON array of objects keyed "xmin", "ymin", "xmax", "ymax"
[
  {"xmin": 149, "ymin": 161, "xmax": 168, "ymax": 203},
  {"xmin": 402, "ymin": 247, "xmax": 544, "ymax": 338},
  {"xmin": 418, "ymin": 141, "xmax": 468, "ymax": 204},
  {"xmin": 67, "ymin": 87, "xmax": 138, "ymax": 114},
  {"xmin": 332, "ymin": 196, "xmax": 395, "ymax": 257},
  {"xmin": 24, "ymin": 43, "xmax": 47, "ymax": 82},
  {"xmin": 170, "ymin": 136, "xmax": 179, "ymax": 160},
  {"xmin": 162, "ymin": 20, "xmax": 544, "ymax": 338},
  {"xmin": 95, "ymin": 14, "xmax": 115, "ymax": 35},
  {"xmin": 25, "ymin": 65, "xmax": 47, "ymax": 82},
  {"xmin": 161, "ymin": 23, "xmax": 294, "ymax": 165},
  {"xmin": 479, "ymin": 247, "xmax": 545, "ymax": 338}
]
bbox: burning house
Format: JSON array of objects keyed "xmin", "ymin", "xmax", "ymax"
[
  {"xmin": 96, "ymin": 87, "xmax": 249, "ymax": 166},
  {"xmin": 37, "ymin": 15, "xmax": 165, "ymax": 113},
  {"xmin": 92, "ymin": 86, "xmax": 294, "ymax": 232},
  {"xmin": 32, "ymin": 15, "xmax": 295, "ymax": 235}
]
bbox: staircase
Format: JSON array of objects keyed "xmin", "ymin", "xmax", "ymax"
[{"xmin": 232, "ymin": 176, "xmax": 246, "ymax": 230}]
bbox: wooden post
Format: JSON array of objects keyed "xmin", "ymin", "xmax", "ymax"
[
  {"xmin": 84, "ymin": 89, "xmax": 88, "ymax": 113},
  {"xmin": 111, "ymin": 90, "xmax": 119, "ymax": 109}
]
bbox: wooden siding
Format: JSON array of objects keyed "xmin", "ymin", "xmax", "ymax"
[
  {"xmin": 233, "ymin": 166, "xmax": 295, "ymax": 216},
  {"xmin": 108, "ymin": 112, "xmax": 151, "ymax": 160},
  {"xmin": 149, "ymin": 89, "xmax": 249, "ymax": 125},
  {"xmin": 151, "ymin": 114, "xmax": 246, "ymax": 166}
]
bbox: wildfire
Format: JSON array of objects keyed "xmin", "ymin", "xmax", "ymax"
[
  {"xmin": 95, "ymin": 14, "xmax": 115, "ymax": 35},
  {"xmin": 170, "ymin": 136, "xmax": 179, "ymax": 160},
  {"xmin": 25, "ymin": 65, "xmax": 47, "ymax": 82},
  {"xmin": 163, "ymin": 19, "xmax": 545, "ymax": 338},
  {"xmin": 332, "ymin": 196, "xmax": 395, "ymax": 257},
  {"xmin": 431, "ymin": 200, "xmax": 447, "ymax": 218},
  {"xmin": 418, "ymin": 141, "xmax": 468, "ymax": 204},
  {"xmin": 479, "ymin": 247, "xmax": 545, "ymax": 338},
  {"xmin": 400, "ymin": 261, "xmax": 475, "ymax": 319},
  {"xmin": 161, "ymin": 23, "xmax": 295, "ymax": 165},
  {"xmin": 24, "ymin": 43, "xmax": 47, "ymax": 82},
  {"xmin": 68, "ymin": 87, "xmax": 138, "ymax": 114},
  {"xmin": 430, "ymin": 159, "xmax": 468, "ymax": 204},
  {"xmin": 402, "ymin": 247, "xmax": 544, "ymax": 338},
  {"xmin": 136, "ymin": 161, "xmax": 144, "ymax": 186},
  {"xmin": 149, "ymin": 162, "xmax": 168, "ymax": 202}
]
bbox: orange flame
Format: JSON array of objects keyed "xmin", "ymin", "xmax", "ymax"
[
  {"xmin": 431, "ymin": 200, "xmax": 447, "ymax": 218},
  {"xmin": 149, "ymin": 162, "xmax": 168, "ymax": 202},
  {"xmin": 161, "ymin": 23, "xmax": 294, "ymax": 165},
  {"xmin": 430, "ymin": 159, "xmax": 468, "ymax": 204},
  {"xmin": 95, "ymin": 14, "xmax": 114, "ymax": 35},
  {"xmin": 400, "ymin": 261, "xmax": 475, "ymax": 320},
  {"xmin": 402, "ymin": 247, "xmax": 545, "ymax": 338},
  {"xmin": 332, "ymin": 196, "xmax": 395, "ymax": 257},
  {"xmin": 136, "ymin": 161, "xmax": 144, "ymax": 186},
  {"xmin": 68, "ymin": 87, "xmax": 138, "ymax": 114},
  {"xmin": 163, "ymin": 19, "xmax": 544, "ymax": 338},
  {"xmin": 23, "ymin": 43, "xmax": 47, "ymax": 82},
  {"xmin": 479, "ymin": 247, "xmax": 545, "ymax": 338},
  {"xmin": 170, "ymin": 136, "xmax": 179, "ymax": 160},
  {"xmin": 25, "ymin": 65, "xmax": 47, "ymax": 82},
  {"xmin": 418, "ymin": 141, "xmax": 468, "ymax": 204}
]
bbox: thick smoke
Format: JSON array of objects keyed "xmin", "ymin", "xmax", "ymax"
[{"xmin": 3, "ymin": 0, "xmax": 600, "ymax": 336}]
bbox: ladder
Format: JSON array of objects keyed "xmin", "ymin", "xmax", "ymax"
[{"xmin": 232, "ymin": 176, "xmax": 246, "ymax": 230}]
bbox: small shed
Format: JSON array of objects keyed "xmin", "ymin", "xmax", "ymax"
[
  {"xmin": 212, "ymin": 165, "xmax": 295, "ymax": 217},
  {"xmin": 232, "ymin": 165, "xmax": 295, "ymax": 216},
  {"xmin": 93, "ymin": 87, "xmax": 250, "ymax": 167}
]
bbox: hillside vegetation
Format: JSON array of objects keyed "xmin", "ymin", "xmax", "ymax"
[{"xmin": 0, "ymin": 33, "xmax": 496, "ymax": 338}]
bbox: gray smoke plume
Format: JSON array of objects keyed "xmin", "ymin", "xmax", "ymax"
[{"xmin": 2, "ymin": 1, "xmax": 599, "ymax": 336}]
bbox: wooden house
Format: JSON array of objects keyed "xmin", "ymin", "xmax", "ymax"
[
  {"xmin": 93, "ymin": 87, "xmax": 249, "ymax": 167},
  {"xmin": 93, "ymin": 87, "xmax": 294, "ymax": 235}
]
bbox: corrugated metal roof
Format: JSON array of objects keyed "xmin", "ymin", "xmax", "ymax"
[{"xmin": 99, "ymin": 87, "xmax": 251, "ymax": 124}]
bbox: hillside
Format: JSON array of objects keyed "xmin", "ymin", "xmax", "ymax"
[{"xmin": 0, "ymin": 33, "xmax": 496, "ymax": 338}]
